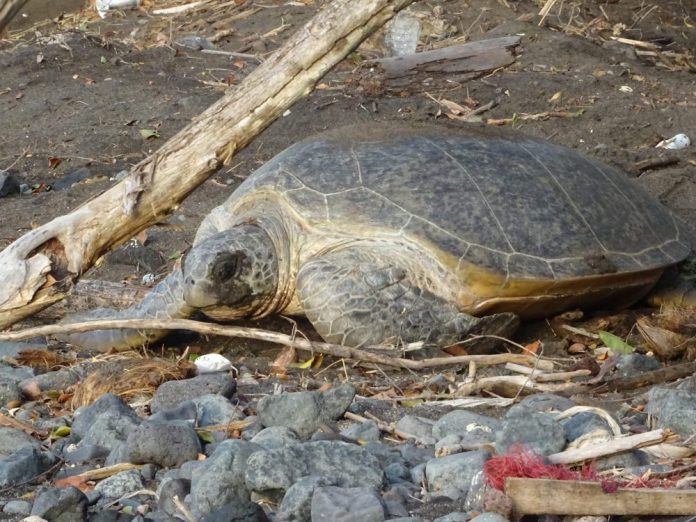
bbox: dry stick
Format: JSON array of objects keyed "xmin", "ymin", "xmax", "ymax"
[
  {"xmin": 0, "ymin": 318, "xmax": 542, "ymax": 370},
  {"xmin": 455, "ymin": 374, "xmax": 583, "ymax": 397},
  {"xmin": 344, "ymin": 411, "xmax": 428, "ymax": 444},
  {"xmin": 547, "ymin": 429, "xmax": 671, "ymax": 465},
  {"xmin": 0, "ymin": 0, "xmax": 416, "ymax": 329}
]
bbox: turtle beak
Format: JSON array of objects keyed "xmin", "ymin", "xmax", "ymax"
[{"xmin": 183, "ymin": 250, "xmax": 252, "ymax": 309}]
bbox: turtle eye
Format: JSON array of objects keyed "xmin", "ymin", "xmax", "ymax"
[{"xmin": 211, "ymin": 251, "xmax": 243, "ymax": 282}]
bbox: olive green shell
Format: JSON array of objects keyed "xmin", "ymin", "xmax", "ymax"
[{"xmin": 207, "ymin": 125, "xmax": 689, "ymax": 281}]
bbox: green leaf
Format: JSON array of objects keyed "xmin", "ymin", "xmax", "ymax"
[
  {"xmin": 100, "ymin": 56, "xmax": 107, "ymax": 64},
  {"xmin": 52, "ymin": 426, "xmax": 71, "ymax": 438},
  {"xmin": 196, "ymin": 430, "xmax": 215, "ymax": 444},
  {"xmin": 139, "ymin": 128, "xmax": 160, "ymax": 140},
  {"xmin": 598, "ymin": 331, "xmax": 634, "ymax": 354}
]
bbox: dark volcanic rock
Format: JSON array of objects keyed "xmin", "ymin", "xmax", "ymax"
[
  {"xmin": 256, "ymin": 384, "xmax": 355, "ymax": 438},
  {"xmin": 127, "ymin": 421, "xmax": 201, "ymax": 468},
  {"xmin": 31, "ymin": 486, "xmax": 88, "ymax": 521},
  {"xmin": 150, "ymin": 373, "xmax": 236, "ymax": 413}
]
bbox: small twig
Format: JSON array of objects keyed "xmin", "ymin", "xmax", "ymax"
[
  {"xmin": 344, "ymin": 411, "xmax": 430, "ymax": 444},
  {"xmin": 0, "ymin": 318, "xmax": 545, "ymax": 370},
  {"xmin": 538, "ymin": 0, "xmax": 559, "ymax": 26},
  {"xmin": 173, "ymin": 495, "xmax": 196, "ymax": 522},
  {"xmin": 152, "ymin": 1, "xmax": 206, "ymax": 15},
  {"xmin": 200, "ymin": 49, "xmax": 262, "ymax": 62}
]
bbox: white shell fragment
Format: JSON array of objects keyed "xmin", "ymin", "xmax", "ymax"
[
  {"xmin": 195, "ymin": 353, "xmax": 233, "ymax": 374},
  {"xmin": 656, "ymin": 133, "xmax": 691, "ymax": 150}
]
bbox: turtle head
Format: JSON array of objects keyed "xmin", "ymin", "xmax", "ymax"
[{"xmin": 182, "ymin": 225, "xmax": 278, "ymax": 317}]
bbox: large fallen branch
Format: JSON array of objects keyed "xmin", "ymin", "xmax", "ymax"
[{"xmin": 0, "ymin": 0, "xmax": 414, "ymax": 329}]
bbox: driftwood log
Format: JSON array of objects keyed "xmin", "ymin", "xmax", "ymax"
[
  {"xmin": 355, "ymin": 36, "xmax": 521, "ymax": 93},
  {"xmin": 506, "ymin": 477, "xmax": 696, "ymax": 516},
  {"xmin": 0, "ymin": 0, "xmax": 415, "ymax": 329}
]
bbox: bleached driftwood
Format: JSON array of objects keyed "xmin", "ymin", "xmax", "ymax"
[
  {"xmin": 506, "ymin": 477, "xmax": 696, "ymax": 515},
  {"xmin": 0, "ymin": 0, "xmax": 416, "ymax": 329}
]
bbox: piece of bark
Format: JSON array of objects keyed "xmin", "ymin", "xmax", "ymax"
[
  {"xmin": 0, "ymin": 0, "xmax": 415, "ymax": 329},
  {"xmin": 505, "ymin": 477, "xmax": 696, "ymax": 515},
  {"xmin": 354, "ymin": 36, "xmax": 521, "ymax": 93}
]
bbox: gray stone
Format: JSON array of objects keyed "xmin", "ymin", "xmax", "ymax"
[
  {"xmin": 150, "ymin": 374, "xmax": 236, "ymax": 413},
  {"xmin": 0, "ymin": 171, "xmax": 20, "ymax": 197},
  {"xmin": 95, "ymin": 469, "xmax": 144, "ymax": 499},
  {"xmin": 432, "ymin": 411, "xmax": 500, "ymax": 445},
  {"xmin": 79, "ymin": 409, "xmax": 141, "ymax": 451},
  {"xmin": 595, "ymin": 449, "xmax": 646, "ymax": 472},
  {"xmin": 510, "ymin": 393, "xmax": 576, "ymax": 414},
  {"xmin": 190, "ymin": 440, "xmax": 260, "ymax": 515},
  {"xmin": 0, "ymin": 447, "xmax": 57, "ymax": 487},
  {"xmin": 31, "ymin": 486, "xmax": 88, "ymax": 521},
  {"xmin": 311, "ymin": 486, "xmax": 386, "ymax": 522},
  {"xmin": 3, "ymin": 499, "xmax": 31, "ymax": 515},
  {"xmin": 245, "ymin": 440, "xmax": 383, "ymax": 494},
  {"xmin": 470, "ymin": 513, "xmax": 510, "ymax": 522},
  {"xmin": 410, "ymin": 463, "xmax": 426, "ymax": 485},
  {"xmin": 148, "ymin": 401, "xmax": 198, "ymax": 424},
  {"xmin": 19, "ymin": 367, "xmax": 83, "ymax": 394},
  {"xmin": 0, "ymin": 427, "xmax": 42, "ymax": 457},
  {"xmin": 384, "ymin": 461, "xmax": 410, "ymax": 483},
  {"xmin": 105, "ymin": 441, "xmax": 129, "ymax": 466},
  {"xmin": 496, "ymin": 411, "xmax": 566, "ymax": 456},
  {"xmin": 199, "ymin": 500, "xmax": 269, "ymax": 522},
  {"xmin": 72, "ymin": 393, "xmax": 141, "ymax": 441},
  {"xmin": 395, "ymin": 415, "xmax": 436, "ymax": 445},
  {"xmin": 194, "ymin": 394, "xmax": 245, "ymax": 426},
  {"xmin": 340, "ymin": 419, "xmax": 380, "ymax": 442},
  {"xmin": 256, "ymin": 384, "xmax": 355, "ymax": 438},
  {"xmin": 250, "ymin": 426, "xmax": 300, "ymax": 450},
  {"xmin": 647, "ymin": 386, "xmax": 696, "ymax": 438},
  {"xmin": 562, "ymin": 412, "xmax": 613, "ymax": 443},
  {"xmin": 127, "ymin": 421, "xmax": 201, "ymax": 468},
  {"xmin": 0, "ymin": 341, "xmax": 46, "ymax": 359},
  {"xmin": 0, "ymin": 374, "xmax": 23, "ymax": 405},
  {"xmin": 64, "ymin": 443, "xmax": 110, "ymax": 463},
  {"xmin": 425, "ymin": 450, "xmax": 490, "ymax": 499},
  {"xmin": 381, "ymin": 484, "xmax": 412, "ymax": 518},
  {"xmin": 615, "ymin": 354, "xmax": 660, "ymax": 377},
  {"xmin": 157, "ymin": 478, "xmax": 190, "ymax": 516},
  {"xmin": 276, "ymin": 476, "xmax": 335, "ymax": 522}
]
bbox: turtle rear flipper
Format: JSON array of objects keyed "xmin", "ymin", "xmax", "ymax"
[
  {"xmin": 58, "ymin": 268, "xmax": 194, "ymax": 352},
  {"xmin": 296, "ymin": 245, "xmax": 518, "ymax": 351}
]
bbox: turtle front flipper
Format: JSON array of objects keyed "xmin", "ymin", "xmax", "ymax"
[
  {"xmin": 59, "ymin": 267, "xmax": 194, "ymax": 352},
  {"xmin": 296, "ymin": 246, "xmax": 519, "ymax": 351}
]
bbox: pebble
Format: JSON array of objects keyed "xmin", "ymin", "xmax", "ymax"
[
  {"xmin": 615, "ymin": 353, "xmax": 660, "ymax": 377},
  {"xmin": 30, "ymin": 486, "xmax": 88, "ymax": 520},
  {"xmin": 190, "ymin": 440, "xmax": 259, "ymax": 515},
  {"xmin": 245, "ymin": 440, "xmax": 383, "ymax": 493},
  {"xmin": 311, "ymin": 486, "xmax": 386, "ymax": 522},
  {"xmin": 199, "ymin": 500, "xmax": 269, "ymax": 522},
  {"xmin": 646, "ymin": 385, "xmax": 696, "ymax": 438},
  {"xmin": 432, "ymin": 411, "xmax": 501, "ymax": 446},
  {"xmin": 256, "ymin": 383, "xmax": 355, "ymax": 438},
  {"xmin": 0, "ymin": 170, "xmax": 20, "ymax": 197},
  {"xmin": 495, "ymin": 410, "xmax": 566, "ymax": 456},
  {"xmin": 126, "ymin": 421, "xmax": 202, "ymax": 467},
  {"xmin": 95, "ymin": 469, "xmax": 144, "ymax": 499},
  {"xmin": 277, "ymin": 476, "xmax": 334, "ymax": 522},
  {"xmin": 425, "ymin": 450, "xmax": 490, "ymax": 500},
  {"xmin": 0, "ymin": 447, "xmax": 57, "ymax": 487},
  {"xmin": 150, "ymin": 373, "xmax": 236, "ymax": 413},
  {"xmin": 0, "ymin": 427, "xmax": 42, "ymax": 457},
  {"xmin": 3, "ymin": 499, "xmax": 31, "ymax": 515}
]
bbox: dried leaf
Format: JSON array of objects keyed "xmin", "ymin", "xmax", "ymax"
[
  {"xmin": 53, "ymin": 475, "xmax": 90, "ymax": 491},
  {"xmin": 48, "ymin": 157, "xmax": 61, "ymax": 169},
  {"xmin": 139, "ymin": 128, "xmax": 160, "ymax": 140},
  {"xmin": 598, "ymin": 331, "xmax": 634, "ymax": 354},
  {"xmin": 636, "ymin": 317, "xmax": 688, "ymax": 360},
  {"xmin": 524, "ymin": 340, "xmax": 541, "ymax": 354},
  {"xmin": 271, "ymin": 345, "xmax": 297, "ymax": 376},
  {"xmin": 568, "ymin": 342, "xmax": 587, "ymax": 354}
]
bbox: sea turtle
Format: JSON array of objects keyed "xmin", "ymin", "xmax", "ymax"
[{"xmin": 63, "ymin": 124, "xmax": 692, "ymax": 352}]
